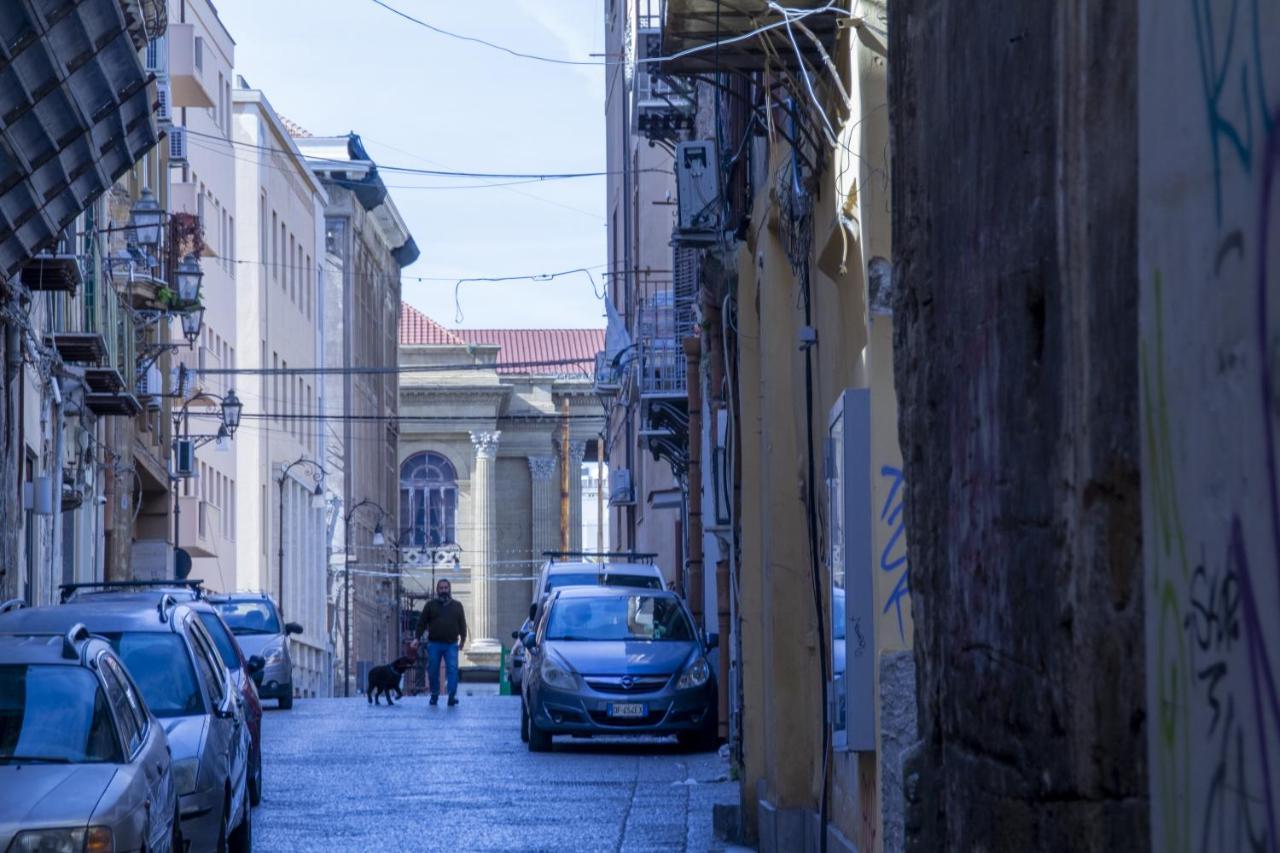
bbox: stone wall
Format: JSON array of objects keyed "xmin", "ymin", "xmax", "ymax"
[{"xmin": 889, "ymin": 2, "xmax": 1147, "ymax": 849}]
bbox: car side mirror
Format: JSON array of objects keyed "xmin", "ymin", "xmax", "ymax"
[
  {"xmin": 511, "ymin": 630, "xmax": 521, "ymax": 639},
  {"xmin": 521, "ymin": 633, "xmax": 538, "ymax": 651},
  {"xmin": 217, "ymin": 682, "xmax": 238, "ymax": 719},
  {"xmin": 246, "ymin": 655, "xmax": 265, "ymax": 675},
  {"xmin": 705, "ymin": 632, "xmax": 719, "ymax": 650},
  {"xmin": 285, "ymin": 622, "xmax": 303, "ymax": 635},
  {"xmin": 528, "ymin": 603, "xmax": 537, "ymax": 621}
]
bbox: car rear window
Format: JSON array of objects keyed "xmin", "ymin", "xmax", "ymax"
[
  {"xmin": 197, "ymin": 612, "xmax": 241, "ymax": 670},
  {"xmin": 0, "ymin": 665, "xmax": 121, "ymax": 763},
  {"xmin": 546, "ymin": 594, "xmax": 694, "ymax": 642},
  {"xmin": 545, "ymin": 572, "xmax": 662, "ymax": 593},
  {"xmin": 99, "ymin": 632, "xmax": 204, "ymax": 718},
  {"xmin": 215, "ymin": 600, "xmax": 281, "ymax": 635}
]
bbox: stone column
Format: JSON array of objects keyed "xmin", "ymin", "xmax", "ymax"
[
  {"xmin": 468, "ymin": 431, "xmax": 501, "ymax": 660},
  {"xmin": 527, "ymin": 456, "xmax": 558, "ymax": 565},
  {"xmin": 567, "ymin": 440, "xmax": 586, "ymax": 551}
]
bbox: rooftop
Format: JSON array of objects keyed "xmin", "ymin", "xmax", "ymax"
[{"xmin": 399, "ymin": 304, "xmax": 603, "ymax": 376}]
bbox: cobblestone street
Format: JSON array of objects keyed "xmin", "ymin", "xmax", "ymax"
[{"xmin": 254, "ymin": 689, "xmax": 739, "ymax": 852}]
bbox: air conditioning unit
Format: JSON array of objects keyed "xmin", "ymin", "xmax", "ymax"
[
  {"xmin": 609, "ymin": 468, "xmax": 635, "ymax": 506},
  {"xmin": 144, "ymin": 36, "xmax": 165, "ymax": 73},
  {"xmin": 155, "ymin": 82, "xmax": 171, "ymax": 123},
  {"xmin": 174, "ymin": 439, "xmax": 195, "ymax": 478},
  {"xmin": 675, "ymin": 140, "xmax": 720, "ymax": 240},
  {"xmin": 634, "ymin": 27, "xmax": 694, "ymax": 140},
  {"xmin": 167, "ymin": 127, "xmax": 187, "ymax": 162}
]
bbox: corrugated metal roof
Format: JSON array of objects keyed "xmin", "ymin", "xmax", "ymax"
[
  {"xmin": 399, "ymin": 303, "xmax": 464, "ymax": 345},
  {"xmin": 456, "ymin": 328, "xmax": 603, "ymax": 376}
]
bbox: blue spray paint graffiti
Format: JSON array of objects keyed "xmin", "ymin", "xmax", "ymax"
[{"xmin": 879, "ymin": 465, "xmax": 910, "ymax": 642}]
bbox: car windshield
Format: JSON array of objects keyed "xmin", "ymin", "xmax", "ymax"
[
  {"xmin": 197, "ymin": 612, "xmax": 241, "ymax": 670},
  {"xmin": 0, "ymin": 665, "xmax": 121, "ymax": 763},
  {"xmin": 99, "ymin": 632, "xmax": 204, "ymax": 718},
  {"xmin": 546, "ymin": 595, "xmax": 695, "ymax": 642},
  {"xmin": 545, "ymin": 572, "xmax": 662, "ymax": 593},
  {"xmin": 216, "ymin": 600, "xmax": 280, "ymax": 635}
]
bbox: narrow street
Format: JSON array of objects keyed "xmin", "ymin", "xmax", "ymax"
[{"xmin": 255, "ymin": 689, "xmax": 738, "ymax": 852}]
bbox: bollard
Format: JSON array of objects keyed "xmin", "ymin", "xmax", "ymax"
[{"xmin": 499, "ymin": 644, "xmax": 510, "ymax": 695}]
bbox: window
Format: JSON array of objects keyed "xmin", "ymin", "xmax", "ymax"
[
  {"xmin": 399, "ymin": 452, "xmax": 458, "ymax": 547},
  {"xmin": 186, "ymin": 621, "xmax": 225, "ymax": 707},
  {"xmin": 289, "ymin": 234, "xmax": 296, "ymax": 302},
  {"xmin": 281, "ymin": 223, "xmax": 287, "ymax": 288},
  {"xmin": 228, "ymin": 215, "xmax": 235, "ymax": 265},
  {"xmin": 99, "ymin": 658, "xmax": 141, "ymax": 755},
  {"xmin": 271, "ymin": 211, "xmax": 278, "ymax": 280},
  {"xmin": 272, "ymin": 352, "xmax": 279, "ymax": 419},
  {"xmin": 194, "ymin": 36, "xmax": 203, "ymax": 72},
  {"xmin": 305, "ymin": 254, "xmax": 312, "ymax": 317}
]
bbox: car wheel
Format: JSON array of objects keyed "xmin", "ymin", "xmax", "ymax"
[
  {"xmin": 228, "ymin": 791, "xmax": 252, "ymax": 853},
  {"xmin": 278, "ymin": 690, "xmax": 293, "ymax": 710},
  {"xmin": 520, "ymin": 700, "xmax": 530, "ymax": 744},
  {"xmin": 249, "ymin": 746, "xmax": 263, "ymax": 806},
  {"xmin": 527, "ymin": 712, "xmax": 552, "ymax": 753}
]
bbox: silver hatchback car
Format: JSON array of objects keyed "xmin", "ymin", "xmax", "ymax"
[
  {"xmin": 0, "ymin": 597, "xmax": 253, "ymax": 851},
  {"xmin": 0, "ymin": 620, "xmax": 179, "ymax": 853}
]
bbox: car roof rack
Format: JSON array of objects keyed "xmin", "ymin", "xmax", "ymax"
[
  {"xmin": 157, "ymin": 594, "xmax": 178, "ymax": 623},
  {"xmin": 541, "ymin": 551, "xmax": 658, "ymax": 565},
  {"xmin": 0, "ymin": 598, "xmax": 26, "ymax": 614},
  {"xmin": 63, "ymin": 623, "xmax": 90, "ymax": 659},
  {"xmin": 59, "ymin": 579, "xmax": 205, "ymax": 603}
]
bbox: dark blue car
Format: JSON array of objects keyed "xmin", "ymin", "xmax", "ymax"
[{"xmin": 520, "ymin": 587, "xmax": 719, "ymax": 752}]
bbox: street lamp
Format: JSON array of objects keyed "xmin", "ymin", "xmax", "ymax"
[
  {"xmin": 342, "ymin": 498, "xmax": 389, "ymax": 697},
  {"xmin": 175, "ymin": 253, "xmax": 204, "ymax": 304},
  {"xmin": 128, "ymin": 188, "xmax": 164, "ymax": 253},
  {"xmin": 180, "ymin": 304, "xmax": 204, "ymax": 344},
  {"xmin": 221, "ymin": 389, "xmax": 242, "ymax": 436},
  {"xmin": 277, "ymin": 457, "xmax": 326, "ymax": 620}
]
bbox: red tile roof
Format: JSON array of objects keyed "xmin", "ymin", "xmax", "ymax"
[
  {"xmin": 457, "ymin": 328, "xmax": 604, "ymax": 376},
  {"xmin": 398, "ymin": 303, "xmax": 603, "ymax": 376},
  {"xmin": 279, "ymin": 115, "xmax": 313, "ymax": 138},
  {"xmin": 400, "ymin": 303, "xmax": 464, "ymax": 345}
]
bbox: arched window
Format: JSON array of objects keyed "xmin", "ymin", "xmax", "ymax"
[{"xmin": 399, "ymin": 452, "xmax": 458, "ymax": 548}]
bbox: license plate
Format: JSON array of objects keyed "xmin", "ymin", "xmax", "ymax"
[{"xmin": 608, "ymin": 702, "xmax": 646, "ymax": 718}]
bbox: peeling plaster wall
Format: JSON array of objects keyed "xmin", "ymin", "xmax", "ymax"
[{"xmin": 1139, "ymin": 2, "xmax": 1280, "ymax": 848}]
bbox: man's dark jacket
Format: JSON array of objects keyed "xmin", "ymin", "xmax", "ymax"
[{"xmin": 416, "ymin": 596, "xmax": 467, "ymax": 645}]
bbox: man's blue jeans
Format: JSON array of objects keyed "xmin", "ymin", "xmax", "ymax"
[{"xmin": 427, "ymin": 641, "xmax": 459, "ymax": 698}]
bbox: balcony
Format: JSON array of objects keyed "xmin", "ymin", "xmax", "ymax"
[
  {"xmin": 662, "ymin": 0, "xmax": 845, "ymax": 73},
  {"xmin": 635, "ymin": 289, "xmax": 693, "ymax": 399},
  {"xmin": 166, "ymin": 24, "xmax": 215, "ymax": 108},
  {"xmin": 177, "ymin": 495, "xmax": 217, "ymax": 557}
]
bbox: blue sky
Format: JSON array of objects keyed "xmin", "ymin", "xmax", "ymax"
[{"xmin": 217, "ymin": 0, "xmax": 607, "ymax": 329}]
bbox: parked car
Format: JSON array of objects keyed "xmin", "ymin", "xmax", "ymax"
[
  {"xmin": 520, "ymin": 586, "xmax": 719, "ymax": 753},
  {"xmin": 507, "ymin": 618, "xmax": 533, "ymax": 694},
  {"xmin": 0, "ymin": 597, "xmax": 253, "ymax": 851},
  {"xmin": 59, "ymin": 581, "xmax": 267, "ymax": 806},
  {"xmin": 532, "ymin": 555, "xmax": 666, "ymax": 607},
  {"xmin": 0, "ymin": 622, "xmax": 180, "ymax": 853},
  {"xmin": 209, "ymin": 593, "xmax": 301, "ymax": 710}
]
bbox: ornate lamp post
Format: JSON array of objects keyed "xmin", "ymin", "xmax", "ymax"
[
  {"xmin": 277, "ymin": 456, "xmax": 327, "ymax": 618},
  {"xmin": 341, "ymin": 498, "xmax": 389, "ymax": 697}
]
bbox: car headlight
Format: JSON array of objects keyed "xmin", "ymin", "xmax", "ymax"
[
  {"xmin": 677, "ymin": 656, "xmax": 711, "ymax": 690},
  {"xmin": 540, "ymin": 657, "xmax": 578, "ymax": 690},
  {"xmin": 9, "ymin": 827, "xmax": 112, "ymax": 853},
  {"xmin": 173, "ymin": 757, "xmax": 200, "ymax": 795}
]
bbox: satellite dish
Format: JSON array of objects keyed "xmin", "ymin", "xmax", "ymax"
[{"xmin": 174, "ymin": 548, "xmax": 193, "ymax": 580}]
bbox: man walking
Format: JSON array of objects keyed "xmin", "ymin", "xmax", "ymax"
[{"xmin": 416, "ymin": 578, "xmax": 466, "ymax": 706}]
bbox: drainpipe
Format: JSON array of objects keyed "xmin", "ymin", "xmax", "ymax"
[
  {"xmin": 48, "ymin": 377, "xmax": 64, "ymax": 605},
  {"xmin": 683, "ymin": 335, "xmax": 704, "ymax": 629}
]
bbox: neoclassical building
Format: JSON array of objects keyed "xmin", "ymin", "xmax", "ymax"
[{"xmin": 398, "ymin": 304, "xmax": 605, "ymax": 666}]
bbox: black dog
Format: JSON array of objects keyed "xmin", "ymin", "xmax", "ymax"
[{"xmin": 367, "ymin": 656, "xmax": 415, "ymax": 705}]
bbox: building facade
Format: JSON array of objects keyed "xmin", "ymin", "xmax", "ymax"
[
  {"xmin": 599, "ymin": 2, "xmax": 908, "ymax": 850},
  {"xmin": 294, "ymin": 132, "xmax": 417, "ymax": 694},
  {"xmin": 2, "ymin": 0, "xmax": 164, "ymax": 606},
  {"xmin": 232, "ymin": 88, "xmax": 329, "ymax": 698},
  {"xmin": 398, "ymin": 305, "xmax": 604, "ymax": 668}
]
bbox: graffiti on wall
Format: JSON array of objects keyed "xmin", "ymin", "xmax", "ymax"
[
  {"xmin": 1145, "ymin": 1, "xmax": 1280, "ymax": 848},
  {"xmin": 879, "ymin": 465, "xmax": 910, "ymax": 643}
]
